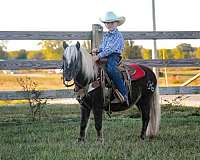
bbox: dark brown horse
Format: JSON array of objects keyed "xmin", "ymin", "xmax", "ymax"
[{"xmin": 62, "ymin": 41, "xmax": 160, "ymax": 141}]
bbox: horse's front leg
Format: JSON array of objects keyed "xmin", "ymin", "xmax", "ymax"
[
  {"xmin": 78, "ymin": 105, "xmax": 91, "ymax": 142},
  {"xmin": 92, "ymin": 104, "xmax": 103, "ymax": 142}
]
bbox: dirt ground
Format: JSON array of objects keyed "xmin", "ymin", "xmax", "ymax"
[{"xmin": 160, "ymin": 94, "xmax": 200, "ymax": 107}]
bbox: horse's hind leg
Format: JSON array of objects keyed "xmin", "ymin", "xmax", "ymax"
[
  {"xmin": 92, "ymin": 105, "xmax": 103, "ymax": 142},
  {"xmin": 137, "ymin": 98, "xmax": 150, "ymax": 140},
  {"xmin": 78, "ymin": 105, "xmax": 91, "ymax": 142}
]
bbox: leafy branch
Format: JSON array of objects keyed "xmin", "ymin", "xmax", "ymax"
[{"xmin": 17, "ymin": 77, "xmax": 48, "ymax": 120}]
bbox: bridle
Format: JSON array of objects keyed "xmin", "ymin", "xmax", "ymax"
[{"xmin": 62, "ymin": 47, "xmax": 83, "ymax": 89}]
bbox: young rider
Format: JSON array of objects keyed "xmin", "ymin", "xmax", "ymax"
[{"xmin": 92, "ymin": 11, "xmax": 129, "ymax": 106}]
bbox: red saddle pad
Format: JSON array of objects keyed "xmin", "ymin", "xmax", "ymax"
[{"xmin": 128, "ymin": 63, "xmax": 145, "ymax": 80}]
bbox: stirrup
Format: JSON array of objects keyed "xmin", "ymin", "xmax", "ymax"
[
  {"xmin": 123, "ymin": 95, "xmax": 129, "ymax": 107},
  {"xmin": 113, "ymin": 89, "xmax": 124, "ymax": 103},
  {"xmin": 111, "ymin": 97, "xmax": 121, "ymax": 104}
]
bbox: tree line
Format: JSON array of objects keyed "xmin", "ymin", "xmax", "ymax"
[
  {"xmin": 0, "ymin": 40, "xmax": 64, "ymax": 60},
  {"xmin": 0, "ymin": 40, "xmax": 200, "ymax": 60},
  {"xmin": 122, "ymin": 41, "xmax": 200, "ymax": 59}
]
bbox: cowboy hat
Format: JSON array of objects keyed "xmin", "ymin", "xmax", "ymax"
[{"xmin": 99, "ymin": 11, "xmax": 125, "ymax": 26}]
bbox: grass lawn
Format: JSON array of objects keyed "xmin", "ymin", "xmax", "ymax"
[{"xmin": 0, "ymin": 104, "xmax": 200, "ymax": 160}]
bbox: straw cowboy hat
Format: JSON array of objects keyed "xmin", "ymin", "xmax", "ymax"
[{"xmin": 99, "ymin": 11, "xmax": 126, "ymax": 26}]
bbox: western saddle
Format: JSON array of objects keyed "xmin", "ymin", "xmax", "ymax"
[{"xmin": 74, "ymin": 57, "xmax": 133, "ymax": 108}]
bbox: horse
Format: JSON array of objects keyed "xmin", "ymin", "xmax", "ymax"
[{"xmin": 62, "ymin": 41, "xmax": 160, "ymax": 141}]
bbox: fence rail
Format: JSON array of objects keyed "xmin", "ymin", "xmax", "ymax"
[
  {"xmin": 0, "ymin": 59, "xmax": 200, "ymax": 70},
  {"xmin": 1, "ymin": 31, "xmax": 200, "ymax": 40},
  {"xmin": 0, "ymin": 89, "xmax": 75, "ymax": 100},
  {"xmin": 0, "ymin": 86, "xmax": 200, "ymax": 100}
]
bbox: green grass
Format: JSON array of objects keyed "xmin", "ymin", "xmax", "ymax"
[{"xmin": 0, "ymin": 104, "xmax": 200, "ymax": 160}]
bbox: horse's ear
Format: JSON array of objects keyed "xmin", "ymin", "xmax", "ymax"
[
  {"xmin": 76, "ymin": 41, "xmax": 80, "ymax": 50},
  {"xmin": 63, "ymin": 41, "xmax": 68, "ymax": 49}
]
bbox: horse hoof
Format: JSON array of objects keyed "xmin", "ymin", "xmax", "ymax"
[
  {"xmin": 77, "ymin": 137, "xmax": 85, "ymax": 143},
  {"xmin": 96, "ymin": 138, "xmax": 104, "ymax": 144},
  {"xmin": 149, "ymin": 135, "xmax": 155, "ymax": 140},
  {"xmin": 140, "ymin": 135, "xmax": 145, "ymax": 140}
]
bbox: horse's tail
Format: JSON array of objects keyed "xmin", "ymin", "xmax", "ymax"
[{"xmin": 146, "ymin": 86, "xmax": 161, "ymax": 137}]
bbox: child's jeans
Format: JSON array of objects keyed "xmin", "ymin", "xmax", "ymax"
[{"xmin": 106, "ymin": 53, "xmax": 127, "ymax": 97}]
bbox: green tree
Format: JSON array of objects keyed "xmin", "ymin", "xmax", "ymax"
[
  {"xmin": 27, "ymin": 50, "xmax": 45, "ymax": 60},
  {"xmin": 122, "ymin": 40, "xmax": 142, "ymax": 59},
  {"xmin": 176, "ymin": 43, "xmax": 194, "ymax": 58},
  {"xmin": 7, "ymin": 51, "xmax": 18, "ymax": 59},
  {"xmin": 0, "ymin": 46, "xmax": 7, "ymax": 59},
  {"xmin": 172, "ymin": 48, "xmax": 184, "ymax": 59},
  {"xmin": 141, "ymin": 48, "xmax": 151, "ymax": 59},
  {"xmin": 7, "ymin": 49, "xmax": 27, "ymax": 59},
  {"xmin": 0, "ymin": 40, "xmax": 8, "ymax": 59},
  {"xmin": 17, "ymin": 49, "xmax": 27, "ymax": 59},
  {"xmin": 0, "ymin": 40, "xmax": 7, "ymax": 50},
  {"xmin": 166, "ymin": 49, "xmax": 174, "ymax": 59},
  {"xmin": 194, "ymin": 47, "xmax": 200, "ymax": 59},
  {"xmin": 158, "ymin": 48, "xmax": 169, "ymax": 59},
  {"xmin": 38, "ymin": 40, "xmax": 64, "ymax": 60},
  {"xmin": 122, "ymin": 41, "xmax": 131, "ymax": 59},
  {"xmin": 129, "ymin": 45, "xmax": 142, "ymax": 59}
]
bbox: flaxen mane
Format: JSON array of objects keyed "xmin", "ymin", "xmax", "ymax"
[{"xmin": 63, "ymin": 44, "xmax": 98, "ymax": 82}]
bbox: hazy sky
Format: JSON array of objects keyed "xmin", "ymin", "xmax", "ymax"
[{"xmin": 1, "ymin": 0, "xmax": 200, "ymax": 51}]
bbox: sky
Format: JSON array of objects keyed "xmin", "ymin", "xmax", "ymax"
[{"xmin": 1, "ymin": 0, "xmax": 200, "ymax": 51}]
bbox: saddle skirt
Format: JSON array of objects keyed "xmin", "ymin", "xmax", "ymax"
[{"xmin": 127, "ymin": 63, "xmax": 145, "ymax": 80}]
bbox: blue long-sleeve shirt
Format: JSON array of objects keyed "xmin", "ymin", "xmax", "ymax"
[{"xmin": 98, "ymin": 28, "xmax": 124, "ymax": 59}]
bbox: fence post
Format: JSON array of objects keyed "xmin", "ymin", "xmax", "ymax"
[{"xmin": 92, "ymin": 24, "xmax": 103, "ymax": 49}]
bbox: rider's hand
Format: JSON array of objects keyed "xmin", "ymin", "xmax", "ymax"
[
  {"xmin": 92, "ymin": 48, "xmax": 99, "ymax": 54},
  {"xmin": 92, "ymin": 55, "xmax": 99, "ymax": 62}
]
